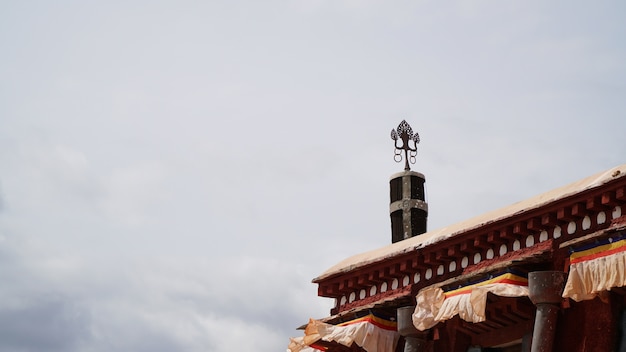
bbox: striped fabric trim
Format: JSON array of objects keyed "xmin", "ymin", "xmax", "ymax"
[
  {"xmin": 337, "ymin": 314, "xmax": 397, "ymax": 331},
  {"xmin": 308, "ymin": 343, "xmax": 328, "ymax": 351},
  {"xmin": 444, "ymin": 272, "xmax": 528, "ymax": 298},
  {"xmin": 570, "ymin": 236, "xmax": 626, "ymax": 264}
]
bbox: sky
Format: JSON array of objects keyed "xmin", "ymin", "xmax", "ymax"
[{"xmin": 0, "ymin": 1, "xmax": 625, "ymax": 351}]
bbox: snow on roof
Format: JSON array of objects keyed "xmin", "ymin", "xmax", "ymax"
[{"xmin": 314, "ymin": 164, "xmax": 626, "ymax": 282}]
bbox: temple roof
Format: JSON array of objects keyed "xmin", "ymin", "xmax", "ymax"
[{"xmin": 314, "ymin": 163, "xmax": 626, "ymax": 283}]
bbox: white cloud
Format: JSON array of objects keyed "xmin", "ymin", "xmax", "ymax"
[
  {"xmin": 98, "ymin": 161, "xmax": 169, "ymax": 226},
  {"xmin": 0, "ymin": 1, "xmax": 625, "ymax": 351}
]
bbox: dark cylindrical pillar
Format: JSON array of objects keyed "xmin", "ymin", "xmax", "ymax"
[
  {"xmin": 403, "ymin": 336, "xmax": 428, "ymax": 352},
  {"xmin": 398, "ymin": 306, "xmax": 428, "ymax": 352},
  {"xmin": 528, "ymin": 271, "xmax": 567, "ymax": 352},
  {"xmin": 390, "ymin": 171, "xmax": 428, "ymax": 243}
]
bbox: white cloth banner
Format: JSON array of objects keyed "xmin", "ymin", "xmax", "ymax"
[
  {"xmin": 288, "ymin": 316, "xmax": 400, "ymax": 352},
  {"xmin": 413, "ymin": 273, "xmax": 529, "ymax": 331},
  {"xmin": 563, "ymin": 239, "xmax": 626, "ymax": 302}
]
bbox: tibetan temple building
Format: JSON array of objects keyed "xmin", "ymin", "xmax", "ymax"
[{"xmin": 288, "ymin": 121, "xmax": 626, "ymax": 352}]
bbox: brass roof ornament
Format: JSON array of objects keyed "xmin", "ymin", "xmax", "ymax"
[{"xmin": 391, "ymin": 120, "xmax": 420, "ymax": 171}]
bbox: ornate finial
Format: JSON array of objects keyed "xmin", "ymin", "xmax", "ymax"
[{"xmin": 391, "ymin": 120, "xmax": 420, "ymax": 170}]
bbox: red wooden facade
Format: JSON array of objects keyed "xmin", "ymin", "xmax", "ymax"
[{"xmin": 291, "ymin": 165, "xmax": 626, "ymax": 352}]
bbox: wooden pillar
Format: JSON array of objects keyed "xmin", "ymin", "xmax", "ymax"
[
  {"xmin": 528, "ymin": 271, "xmax": 566, "ymax": 352},
  {"xmin": 397, "ymin": 306, "xmax": 429, "ymax": 352}
]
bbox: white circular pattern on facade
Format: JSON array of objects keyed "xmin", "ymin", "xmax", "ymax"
[
  {"xmin": 425, "ymin": 268, "xmax": 433, "ymax": 280},
  {"xmin": 582, "ymin": 216, "xmax": 591, "ymax": 230},
  {"xmin": 336, "ymin": 229, "xmax": 603, "ymax": 293},
  {"xmin": 335, "ymin": 213, "xmax": 604, "ymax": 308},
  {"xmin": 598, "ymin": 211, "xmax": 606, "ymax": 224},
  {"xmin": 336, "ymin": 205, "xmax": 621, "ymax": 308},
  {"xmin": 613, "ymin": 206, "xmax": 622, "ymax": 219},
  {"xmin": 567, "ymin": 221, "xmax": 576, "ymax": 234}
]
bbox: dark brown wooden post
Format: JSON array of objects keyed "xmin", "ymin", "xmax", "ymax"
[{"xmin": 528, "ymin": 271, "xmax": 567, "ymax": 352}]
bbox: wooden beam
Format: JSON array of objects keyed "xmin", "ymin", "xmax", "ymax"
[
  {"xmin": 357, "ymin": 274, "xmax": 368, "ymax": 286},
  {"xmin": 487, "ymin": 230, "xmax": 502, "ymax": 243},
  {"xmin": 527, "ymin": 217, "xmax": 543, "ymax": 231},
  {"xmin": 507, "ymin": 299, "xmax": 535, "ymax": 321},
  {"xmin": 445, "ymin": 317, "xmax": 472, "ymax": 352},
  {"xmin": 399, "ymin": 259, "xmax": 412, "ymax": 273},
  {"xmin": 471, "ymin": 318, "xmax": 533, "ymax": 347},
  {"xmin": 571, "ymin": 202, "xmax": 586, "ymax": 218},
  {"xmin": 436, "ymin": 248, "xmax": 452, "ymax": 262},
  {"xmin": 602, "ymin": 191, "xmax": 615, "ymax": 206},
  {"xmin": 423, "ymin": 251, "xmax": 438, "ymax": 265},
  {"xmin": 557, "ymin": 206, "xmax": 572, "ymax": 221},
  {"xmin": 389, "ymin": 263, "xmax": 401, "ymax": 278},
  {"xmin": 557, "ymin": 226, "xmax": 626, "ymax": 249},
  {"xmin": 513, "ymin": 222, "xmax": 528, "ymax": 235},
  {"xmin": 542, "ymin": 212, "xmax": 557, "ymax": 226},
  {"xmin": 459, "ymin": 240, "xmax": 473, "ymax": 254},
  {"xmin": 586, "ymin": 196, "xmax": 604, "ymax": 211},
  {"xmin": 474, "ymin": 235, "xmax": 491, "ymax": 249},
  {"xmin": 368, "ymin": 270, "xmax": 384, "ymax": 283}
]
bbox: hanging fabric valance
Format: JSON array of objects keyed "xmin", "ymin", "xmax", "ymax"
[
  {"xmin": 562, "ymin": 234, "xmax": 626, "ymax": 302},
  {"xmin": 412, "ymin": 271, "xmax": 529, "ymax": 331},
  {"xmin": 287, "ymin": 313, "xmax": 400, "ymax": 352},
  {"xmin": 286, "ymin": 336, "xmax": 326, "ymax": 352}
]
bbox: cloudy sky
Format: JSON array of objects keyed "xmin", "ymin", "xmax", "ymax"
[{"xmin": 1, "ymin": 1, "xmax": 625, "ymax": 351}]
